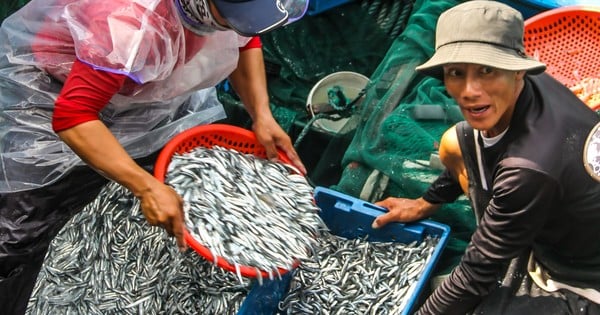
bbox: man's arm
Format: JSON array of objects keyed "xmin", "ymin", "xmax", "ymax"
[
  {"xmin": 416, "ymin": 167, "xmax": 558, "ymax": 314},
  {"xmin": 227, "ymin": 46, "xmax": 306, "ymax": 174},
  {"xmin": 53, "ymin": 60, "xmax": 187, "ymax": 251}
]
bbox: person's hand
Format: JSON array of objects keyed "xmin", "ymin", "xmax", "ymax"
[
  {"xmin": 371, "ymin": 197, "xmax": 440, "ymax": 229},
  {"xmin": 252, "ymin": 117, "xmax": 307, "ymax": 174},
  {"xmin": 137, "ymin": 180, "xmax": 187, "ymax": 252}
]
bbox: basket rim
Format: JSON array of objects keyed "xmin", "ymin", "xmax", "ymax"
[{"xmin": 154, "ymin": 124, "xmax": 294, "ymax": 181}]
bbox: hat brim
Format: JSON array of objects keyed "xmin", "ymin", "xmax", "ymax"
[
  {"xmin": 416, "ymin": 42, "xmax": 546, "ymax": 80},
  {"xmin": 212, "ymin": 0, "xmax": 308, "ymax": 37}
]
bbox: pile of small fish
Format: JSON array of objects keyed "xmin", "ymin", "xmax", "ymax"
[
  {"xmin": 28, "ymin": 182, "xmax": 251, "ymax": 315},
  {"xmin": 165, "ymin": 146, "xmax": 326, "ymax": 281},
  {"xmin": 278, "ymin": 233, "xmax": 439, "ymax": 315}
]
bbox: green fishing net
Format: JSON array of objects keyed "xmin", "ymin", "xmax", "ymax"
[
  {"xmin": 330, "ymin": 0, "xmax": 475, "ymax": 275},
  {"xmin": 0, "ymin": 0, "xmax": 28, "ymax": 21}
]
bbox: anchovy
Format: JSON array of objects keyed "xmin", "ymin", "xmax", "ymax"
[
  {"xmin": 165, "ymin": 146, "xmax": 327, "ymax": 277},
  {"xmin": 278, "ymin": 232, "xmax": 440, "ymax": 315},
  {"xmin": 28, "ymin": 182, "xmax": 252, "ymax": 314}
]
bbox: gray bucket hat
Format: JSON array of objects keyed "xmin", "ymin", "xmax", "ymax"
[{"xmin": 416, "ymin": 0, "xmax": 546, "ymax": 79}]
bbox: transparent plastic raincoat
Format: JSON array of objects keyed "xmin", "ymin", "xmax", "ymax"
[{"xmin": 0, "ymin": 0, "xmax": 252, "ymax": 192}]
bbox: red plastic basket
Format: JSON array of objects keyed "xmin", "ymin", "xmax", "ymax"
[
  {"xmin": 154, "ymin": 124, "xmax": 297, "ymax": 279},
  {"xmin": 523, "ymin": 6, "xmax": 600, "ymax": 89}
]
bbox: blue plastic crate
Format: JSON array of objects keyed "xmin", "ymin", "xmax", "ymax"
[
  {"xmin": 308, "ymin": 0, "xmax": 354, "ymax": 15},
  {"xmin": 238, "ymin": 186, "xmax": 450, "ymax": 314}
]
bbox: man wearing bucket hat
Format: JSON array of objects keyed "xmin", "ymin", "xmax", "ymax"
[
  {"xmin": 0, "ymin": 0, "xmax": 308, "ymax": 313},
  {"xmin": 371, "ymin": 1, "xmax": 600, "ymax": 314}
]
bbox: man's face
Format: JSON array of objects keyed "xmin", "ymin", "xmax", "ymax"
[{"xmin": 443, "ymin": 63, "xmax": 524, "ymax": 137}]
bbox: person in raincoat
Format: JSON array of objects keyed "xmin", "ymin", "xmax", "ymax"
[
  {"xmin": 0, "ymin": 0, "xmax": 308, "ymax": 313},
  {"xmin": 371, "ymin": 1, "xmax": 600, "ymax": 314}
]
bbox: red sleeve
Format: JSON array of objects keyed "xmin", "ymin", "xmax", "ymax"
[
  {"xmin": 52, "ymin": 59, "xmax": 127, "ymax": 132},
  {"xmin": 239, "ymin": 36, "xmax": 262, "ymax": 51}
]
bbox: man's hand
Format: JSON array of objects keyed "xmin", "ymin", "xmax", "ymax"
[
  {"xmin": 252, "ymin": 117, "xmax": 307, "ymax": 174},
  {"xmin": 227, "ymin": 47, "xmax": 307, "ymax": 175},
  {"xmin": 137, "ymin": 181, "xmax": 187, "ymax": 252},
  {"xmin": 371, "ymin": 197, "xmax": 440, "ymax": 229}
]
